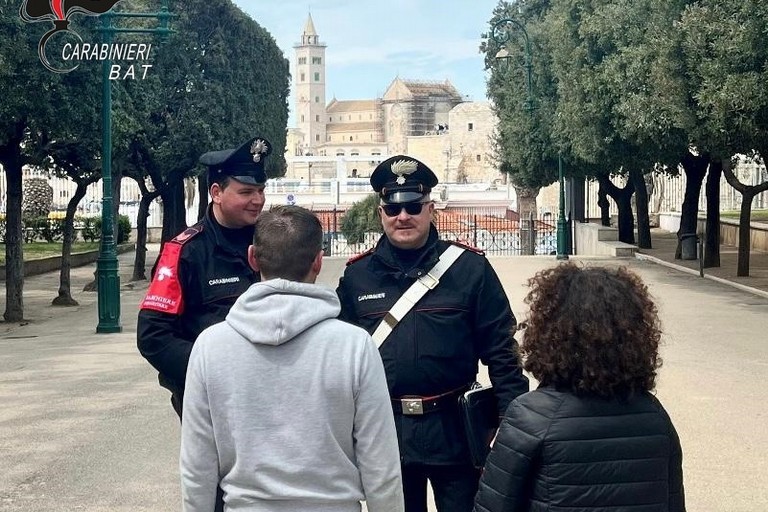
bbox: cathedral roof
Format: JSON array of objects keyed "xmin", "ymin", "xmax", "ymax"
[
  {"xmin": 326, "ymin": 99, "xmax": 378, "ymax": 113},
  {"xmin": 400, "ymin": 79, "xmax": 463, "ymax": 100}
]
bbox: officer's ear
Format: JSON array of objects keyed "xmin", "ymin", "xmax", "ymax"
[
  {"xmin": 210, "ymin": 181, "xmax": 225, "ymax": 204},
  {"xmin": 247, "ymin": 245, "xmax": 260, "ymax": 272}
]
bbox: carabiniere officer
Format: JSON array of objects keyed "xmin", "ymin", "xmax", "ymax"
[
  {"xmin": 137, "ymin": 136, "xmax": 271, "ymax": 417},
  {"xmin": 336, "ymin": 155, "xmax": 529, "ymax": 512}
]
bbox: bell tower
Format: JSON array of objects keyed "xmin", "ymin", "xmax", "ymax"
[{"xmin": 294, "ymin": 14, "xmax": 326, "ymax": 155}]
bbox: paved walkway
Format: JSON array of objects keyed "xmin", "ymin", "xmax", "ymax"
[
  {"xmin": 636, "ymin": 227, "xmax": 768, "ymax": 299},
  {"xmin": 1, "ymin": 235, "xmax": 767, "ymax": 511}
]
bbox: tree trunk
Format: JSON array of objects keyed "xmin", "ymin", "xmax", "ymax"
[
  {"xmin": 650, "ymin": 173, "xmax": 665, "ymax": 214},
  {"xmin": 52, "ymin": 182, "xmax": 92, "ymax": 306},
  {"xmin": 704, "ymin": 158, "xmax": 722, "ymax": 268},
  {"xmin": 185, "ymin": 177, "xmax": 196, "ymax": 209},
  {"xmin": 616, "ymin": 190, "xmax": 635, "ymax": 244},
  {"xmin": 676, "ymin": 151, "xmax": 708, "ymax": 259},
  {"xmin": 132, "ymin": 190, "xmax": 160, "ymax": 281},
  {"xmin": 514, "ymin": 185, "xmax": 539, "ymax": 255},
  {"xmin": 601, "ymin": 175, "xmax": 635, "ymax": 244},
  {"xmin": 161, "ymin": 180, "xmax": 187, "ymax": 243},
  {"xmin": 197, "ymin": 173, "xmax": 208, "ymax": 222},
  {"xmin": 630, "ymin": 167, "xmax": 651, "ymax": 249},
  {"xmin": 597, "ymin": 175, "xmax": 611, "ymax": 226},
  {"xmin": 1, "ymin": 143, "xmax": 25, "ymax": 322},
  {"xmin": 736, "ymin": 192, "xmax": 754, "ymax": 277},
  {"xmin": 722, "ymin": 158, "xmax": 768, "ymax": 277}
]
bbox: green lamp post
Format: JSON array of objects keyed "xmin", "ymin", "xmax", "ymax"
[
  {"xmin": 556, "ymin": 153, "xmax": 568, "ymax": 260},
  {"xmin": 491, "ymin": 17, "xmax": 569, "ymax": 260},
  {"xmin": 95, "ymin": 1, "xmax": 173, "ymax": 333}
]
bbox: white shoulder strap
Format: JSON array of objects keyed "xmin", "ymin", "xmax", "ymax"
[{"xmin": 371, "ymin": 244, "xmax": 465, "ymax": 348}]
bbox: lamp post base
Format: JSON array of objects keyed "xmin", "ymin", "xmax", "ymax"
[
  {"xmin": 96, "ymin": 253, "xmax": 122, "ymax": 333},
  {"xmin": 556, "ymin": 216, "xmax": 569, "ymax": 260}
]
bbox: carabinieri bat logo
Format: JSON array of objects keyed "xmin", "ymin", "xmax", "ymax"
[{"xmin": 20, "ymin": 0, "xmax": 123, "ymax": 73}]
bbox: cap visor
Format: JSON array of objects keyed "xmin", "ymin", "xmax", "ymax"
[
  {"xmin": 383, "ymin": 191, "xmax": 428, "ymax": 204},
  {"xmin": 231, "ymin": 176, "xmax": 265, "ymax": 186}
]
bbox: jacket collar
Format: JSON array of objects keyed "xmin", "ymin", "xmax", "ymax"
[
  {"xmin": 203, "ymin": 204, "xmax": 255, "ymax": 259},
  {"xmin": 371, "ymin": 225, "xmax": 441, "ymax": 278}
]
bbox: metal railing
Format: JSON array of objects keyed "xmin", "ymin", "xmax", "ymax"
[{"xmin": 314, "ymin": 208, "xmax": 557, "ymax": 257}]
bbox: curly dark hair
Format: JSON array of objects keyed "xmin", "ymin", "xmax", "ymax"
[{"xmin": 520, "ymin": 263, "xmax": 662, "ymax": 399}]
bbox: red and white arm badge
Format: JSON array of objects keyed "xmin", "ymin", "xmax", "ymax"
[{"xmin": 140, "ymin": 243, "xmax": 185, "ymax": 315}]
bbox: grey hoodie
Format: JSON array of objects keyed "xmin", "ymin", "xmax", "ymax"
[{"xmin": 180, "ymin": 279, "xmax": 403, "ymax": 512}]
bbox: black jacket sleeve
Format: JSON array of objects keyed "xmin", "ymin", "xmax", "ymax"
[
  {"xmin": 137, "ymin": 309, "xmax": 194, "ymax": 386},
  {"xmin": 136, "ymin": 252, "xmax": 195, "ymax": 388},
  {"xmin": 336, "ymin": 275, "xmax": 355, "ymax": 324},
  {"xmin": 473, "ymin": 260, "xmax": 529, "ymax": 413},
  {"xmin": 668, "ymin": 416, "xmax": 686, "ymax": 511}
]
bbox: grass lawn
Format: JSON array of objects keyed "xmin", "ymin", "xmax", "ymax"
[
  {"xmin": 720, "ymin": 209, "xmax": 768, "ymax": 222},
  {"xmin": 0, "ymin": 242, "xmax": 100, "ymax": 265}
]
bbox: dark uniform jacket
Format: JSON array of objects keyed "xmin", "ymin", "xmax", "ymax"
[
  {"xmin": 474, "ymin": 387, "xmax": 686, "ymax": 512},
  {"xmin": 137, "ymin": 207, "xmax": 258, "ymax": 405},
  {"xmin": 336, "ymin": 226, "xmax": 529, "ymax": 466}
]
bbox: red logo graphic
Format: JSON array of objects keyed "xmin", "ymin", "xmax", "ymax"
[{"xmin": 20, "ymin": 0, "xmax": 123, "ymax": 73}]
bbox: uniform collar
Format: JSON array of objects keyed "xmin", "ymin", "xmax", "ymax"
[
  {"xmin": 372, "ymin": 225, "xmax": 441, "ymax": 277},
  {"xmin": 203, "ymin": 204, "xmax": 255, "ymax": 258}
]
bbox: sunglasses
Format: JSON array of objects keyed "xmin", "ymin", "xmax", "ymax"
[{"xmin": 381, "ymin": 202, "xmax": 428, "ymax": 217}]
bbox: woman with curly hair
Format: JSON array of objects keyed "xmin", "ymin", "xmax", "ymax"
[{"xmin": 474, "ymin": 263, "xmax": 685, "ymax": 512}]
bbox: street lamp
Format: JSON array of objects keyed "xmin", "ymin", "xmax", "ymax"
[
  {"xmin": 491, "ymin": 17, "xmax": 569, "ymax": 260},
  {"xmin": 95, "ymin": 1, "xmax": 173, "ymax": 333}
]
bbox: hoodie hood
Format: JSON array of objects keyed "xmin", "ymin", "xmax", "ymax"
[{"xmin": 225, "ymin": 278, "xmax": 341, "ymax": 346}]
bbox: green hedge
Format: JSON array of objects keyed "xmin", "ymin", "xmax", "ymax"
[{"xmin": 0, "ymin": 215, "xmax": 131, "ymax": 244}]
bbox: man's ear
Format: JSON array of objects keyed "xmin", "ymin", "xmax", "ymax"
[
  {"xmin": 210, "ymin": 183, "xmax": 222, "ymax": 204},
  {"xmin": 311, "ymin": 249, "xmax": 323, "ymax": 275},
  {"xmin": 247, "ymin": 245, "xmax": 260, "ymax": 272}
]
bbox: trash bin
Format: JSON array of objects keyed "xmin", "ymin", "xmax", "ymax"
[{"xmin": 680, "ymin": 233, "xmax": 699, "ymax": 260}]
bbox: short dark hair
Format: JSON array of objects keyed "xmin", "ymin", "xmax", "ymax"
[
  {"xmin": 252, "ymin": 205, "xmax": 323, "ymax": 281},
  {"xmin": 520, "ymin": 263, "xmax": 662, "ymax": 399},
  {"xmin": 209, "ymin": 174, "xmax": 232, "ymax": 189}
]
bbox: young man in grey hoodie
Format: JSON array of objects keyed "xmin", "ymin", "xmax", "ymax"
[{"xmin": 180, "ymin": 205, "xmax": 404, "ymax": 512}]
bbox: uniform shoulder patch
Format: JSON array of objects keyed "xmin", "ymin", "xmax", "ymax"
[
  {"xmin": 346, "ymin": 247, "xmax": 374, "ymax": 266},
  {"xmin": 140, "ymin": 241, "xmax": 185, "ymax": 315},
  {"xmin": 171, "ymin": 225, "xmax": 202, "ymax": 245},
  {"xmin": 448, "ymin": 239, "xmax": 485, "ymax": 255}
]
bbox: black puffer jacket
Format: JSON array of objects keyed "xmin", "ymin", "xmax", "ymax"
[{"xmin": 474, "ymin": 387, "xmax": 685, "ymax": 512}]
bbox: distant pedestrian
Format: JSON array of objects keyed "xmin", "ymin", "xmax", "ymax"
[
  {"xmin": 181, "ymin": 205, "xmax": 404, "ymax": 512},
  {"xmin": 474, "ymin": 263, "xmax": 686, "ymax": 512}
]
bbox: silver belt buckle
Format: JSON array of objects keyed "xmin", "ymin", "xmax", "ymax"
[{"xmin": 402, "ymin": 398, "xmax": 424, "ymax": 415}]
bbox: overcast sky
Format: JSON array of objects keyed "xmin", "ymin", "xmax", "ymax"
[{"xmin": 231, "ymin": 0, "xmax": 501, "ymax": 122}]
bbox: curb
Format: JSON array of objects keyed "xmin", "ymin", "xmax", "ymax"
[{"xmin": 635, "ymin": 253, "xmax": 768, "ymax": 300}]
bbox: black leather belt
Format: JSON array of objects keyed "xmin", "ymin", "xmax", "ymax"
[{"xmin": 392, "ymin": 385, "xmax": 470, "ymax": 415}]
